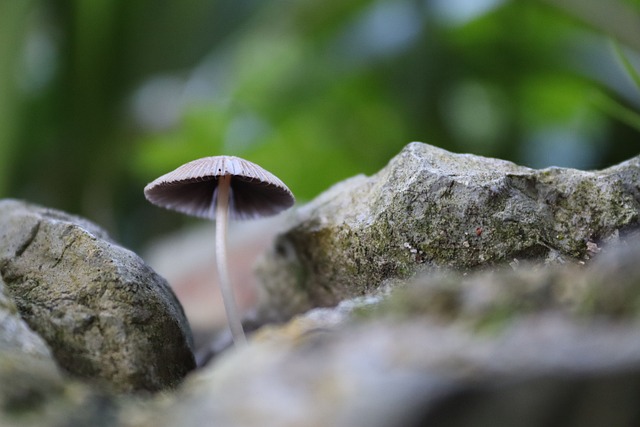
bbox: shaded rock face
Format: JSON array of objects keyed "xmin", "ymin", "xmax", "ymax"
[
  {"xmin": 0, "ymin": 274, "xmax": 65, "ymax": 425},
  {"xmin": 257, "ymin": 142, "xmax": 640, "ymax": 319},
  {"xmin": 0, "ymin": 275, "xmax": 52, "ymax": 360},
  {"xmin": 0, "ymin": 199, "xmax": 195, "ymax": 392},
  {"xmin": 137, "ymin": 240, "xmax": 640, "ymax": 427},
  {"xmin": 155, "ymin": 323, "xmax": 640, "ymax": 427}
]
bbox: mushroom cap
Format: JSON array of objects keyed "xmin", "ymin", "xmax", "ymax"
[{"xmin": 144, "ymin": 156, "xmax": 295, "ymax": 220}]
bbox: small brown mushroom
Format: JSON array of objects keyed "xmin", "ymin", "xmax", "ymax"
[{"xmin": 144, "ymin": 156, "xmax": 295, "ymax": 346}]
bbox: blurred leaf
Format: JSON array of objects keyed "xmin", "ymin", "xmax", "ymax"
[
  {"xmin": 611, "ymin": 39, "xmax": 640, "ymax": 92},
  {"xmin": 591, "ymin": 90, "xmax": 640, "ymax": 132},
  {"xmin": 541, "ymin": 0, "xmax": 640, "ymax": 52},
  {"xmin": 519, "ymin": 75, "xmax": 596, "ymax": 127},
  {"xmin": 0, "ymin": 1, "xmax": 33, "ymax": 195}
]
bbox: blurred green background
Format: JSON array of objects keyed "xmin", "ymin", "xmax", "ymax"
[{"xmin": 1, "ymin": 0, "xmax": 639, "ymax": 250}]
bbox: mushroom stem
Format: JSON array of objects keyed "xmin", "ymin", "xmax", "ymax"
[{"xmin": 215, "ymin": 175, "xmax": 247, "ymax": 346}]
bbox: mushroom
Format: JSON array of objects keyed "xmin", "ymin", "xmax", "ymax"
[{"xmin": 144, "ymin": 156, "xmax": 295, "ymax": 346}]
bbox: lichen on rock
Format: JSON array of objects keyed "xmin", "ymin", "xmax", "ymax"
[
  {"xmin": 0, "ymin": 199, "xmax": 196, "ymax": 392},
  {"xmin": 256, "ymin": 142, "xmax": 640, "ymax": 320}
]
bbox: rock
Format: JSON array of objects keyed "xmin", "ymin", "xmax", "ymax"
[
  {"xmin": 0, "ymin": 273, "xmax": 62, "ymax": 425},
  {"xmin": 0, "ymin": 275, "xmax": 52, "ymax": 360},
  {"xmin": 130, "ymin": 241, "xmax": 640, "ymax": 427},
  {"xmin": 256, "ymin": 142, "xmax": 640, "ymax": 320},
  {"xmin": 0, "ymin": 353, "xmax": 121, "ymax": 427},
  {"xmin": 152, "ymin": 321, "xmax": 640, "ymax": 427},
  {"xmin": 0, "ymin": 199, "xmax": 196, "ymax": 392},
  {"xmin": 0, "ymin": 275, "xmax": 122, "ymax": 427}
]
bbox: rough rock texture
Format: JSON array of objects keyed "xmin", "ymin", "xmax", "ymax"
[
  {"xmin": 0, "ymin": 276, "xmax": 121, "ymax": 427},
  {"xmin": 0, "ymin": 199, "xmax": 196, "ymax": 392},
  {"xmin": 0, "ymin": 275, "xmax": 52, "ymax": 360},
  {"xmin": 256, "ymin": 142, "xmax": 640, "ymax": 320},
  {"xmin": 0, "ymin": 274, "xmax": 62, "ymax": 426},
  {"xmin": 130, "ymin": 241, "xmax": 640, "ymax": 427}
]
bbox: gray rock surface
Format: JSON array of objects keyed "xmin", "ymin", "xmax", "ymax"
[
  {"xmin": 0, "ymin": 274, "xmax": 62, "ymax": 426},
  {"xmin": 0, "ymin": 275, "xmax": 52, "ymax": 360},
  {"xmin": 0, "ymin": 356, "xmax": 121, "ymax": 427},
  {"xmin": 0, "ymin": 199, "xmax": 195, "ymax": 392},
  {"xmin": 160, "ymin": 141, "xmax": 638, "ymax": 426},
  {"xmin": 0, "ymin": 275, "xmax": 121, "ymax": 427},
  {"xmin": 256, "ymin": 142, "xmax": 640, "ymax": 320},
  {"xmin": 130, "ymin": 241, "xmax": 640, "ymax": 427}
]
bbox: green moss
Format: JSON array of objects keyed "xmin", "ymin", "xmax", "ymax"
[
  {"xmin": 472, "ymin": 305, "xmax": 517, "ymax": 335},
  {"xmin": 260, "ymin": 143, "xmax": 640, "ymax": 324}
]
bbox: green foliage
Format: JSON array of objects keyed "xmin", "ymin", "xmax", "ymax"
[
  {"xmin": 0, "ymin": 1, "xmax": 33, "ymax": 195},
  {"xmin": 613, "ymin": 40, "xmax": 640, "ymax": 91},
  {"xmin": 603, "ymin": 39, "xmax": 640, "ymax": 132},
  {"xmin": 1, "ymin": 0, "xmax": 639, "ymax": 247}
]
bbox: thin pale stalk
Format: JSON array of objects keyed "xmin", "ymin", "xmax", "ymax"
[{"xmin": 215, "ymin": 175, "xmax": 247, "ymax": 346}]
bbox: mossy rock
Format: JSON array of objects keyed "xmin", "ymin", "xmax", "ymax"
[
  {"xmin": 0, "ymin": 199, "xmax": 196, "ymax": 392},
  {"xmin": 256, "ymin": 142, "xmax": 640, "ymax": 320}
]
